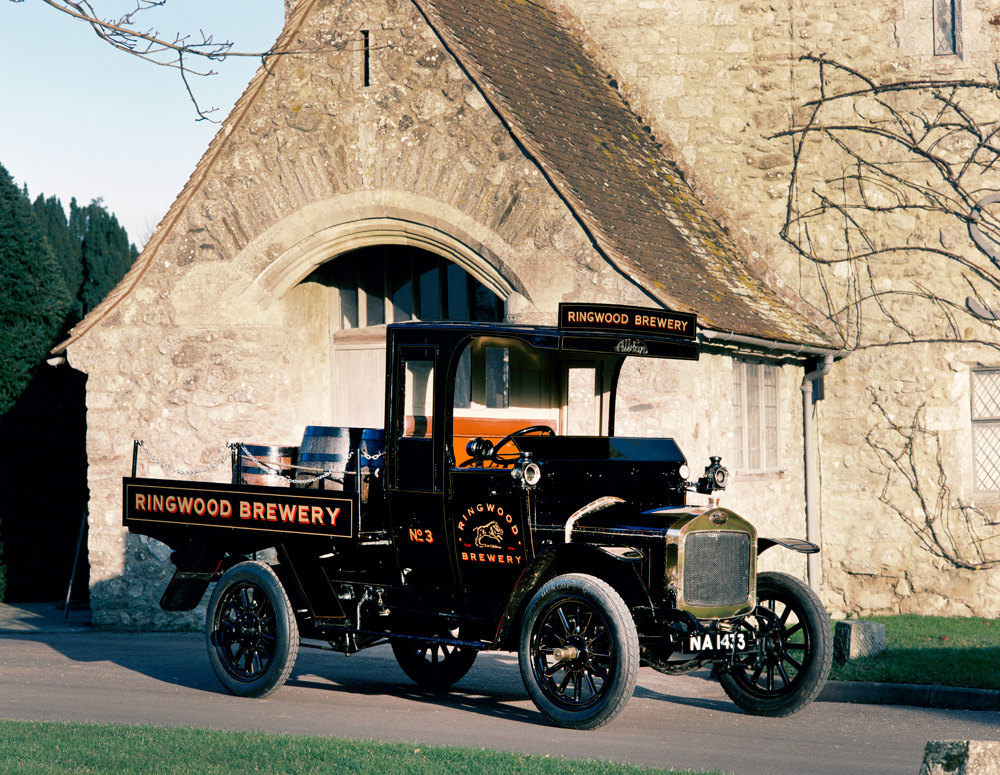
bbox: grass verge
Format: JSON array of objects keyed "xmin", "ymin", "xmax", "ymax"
[
  {"xmin": 0, "ymin": 719, "xmax": 724, "ymax": 775},
  {"xmin": 829, "ymin": 615, "xmax": 1000, "ymax": 689}
]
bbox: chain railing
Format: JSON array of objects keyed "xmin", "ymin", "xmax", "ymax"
[
  {"xmin": 132, "ymin": 439, "xmax": 385, "ymax": 486},
  {"xmin": 134, "ymin": 439, "xmax": 235, "ymax": 477}
]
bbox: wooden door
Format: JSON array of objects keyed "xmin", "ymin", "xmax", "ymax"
[{"xmin": 331, "ymin": 329, "xmax": 386, "ymax": 429}]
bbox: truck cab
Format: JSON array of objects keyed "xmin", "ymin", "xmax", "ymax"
[{"xmin": 384, "ymin": 318, "xmax": 694, "ymax": 631}]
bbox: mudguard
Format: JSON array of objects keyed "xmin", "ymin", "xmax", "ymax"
[
  {"xmin": 757, "ymin": 537, "xmax": 820, "ymax": 555},
  {"xmin": 158, "ymin": 541, "xmax": 227, "ymax": 611},
  {"xmin": 493, "ymin": 542, "xmax": 653, "ymax": 650}
]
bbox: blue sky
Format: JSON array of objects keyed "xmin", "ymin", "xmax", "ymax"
[{"xmin": 1, "ymin": 0, "xmax": 285, "ymax": 246}]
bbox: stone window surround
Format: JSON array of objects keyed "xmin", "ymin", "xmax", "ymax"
[{"xmin": 233, "ymin": 193, "xmax": 519, "ymax": 312}]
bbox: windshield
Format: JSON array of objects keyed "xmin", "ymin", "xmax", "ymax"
[{"xmin": 450, "ymin": 335, "xmax": 619, "ymax": 465}]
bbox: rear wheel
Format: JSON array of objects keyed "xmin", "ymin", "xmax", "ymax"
[
  {"xmin": 717, "ymin": 571, "xmax": 831, "ymax": 716},
  {"xmin": 391, "ymin": 636, "xmax": 477, "ymax": 689},
  {"xmin": 205, "ymin": 561, "xmax": 298, "ymax": 698},
  {"xmin": 519, "ymin": 573, "xmax": 639, "ymax": 729}
]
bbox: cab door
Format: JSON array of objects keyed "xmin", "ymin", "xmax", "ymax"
[
  {"xmin": 387, "ymin": 344, "xmax": 458, "ymax": 589},
  {"xmin": 445, "ymin": 337, "xmax": 550, "ymax": 605},
  {"xmin": 448, "ymin": 467, "xmax": 529, "ymax": 602}
]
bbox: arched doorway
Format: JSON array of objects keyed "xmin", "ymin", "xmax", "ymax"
[{"xmin": 317, "ymin": 244, "xmax": 505, "ymax": 427}]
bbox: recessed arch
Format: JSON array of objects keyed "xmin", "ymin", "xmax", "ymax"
[
  {"xmin": 237, "ymin": 192, "xmax": 524, "ymax": 310},
  {"xmin": 321, "ymin": 242, "xmax": 507, "ymax": 427}
]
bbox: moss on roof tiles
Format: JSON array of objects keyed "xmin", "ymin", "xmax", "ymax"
[{"xmin": 415, "ymin": 0, "xmax": 832, "ymax": 346}]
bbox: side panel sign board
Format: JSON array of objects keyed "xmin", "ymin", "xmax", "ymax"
[{"xmin": 123, "ymin": 478, "xmax": 353, "ymax": 539}]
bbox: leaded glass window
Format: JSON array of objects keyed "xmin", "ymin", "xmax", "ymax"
[
  {"xmin": 328, "ymin": 246, "xmax": 503, "ymax": 330},
  {"xmin": 972, "ymin": 369, "xmax": 1000, "ymax": 490},
  {"xmin": 933, "ymin": 0, "xmax": 963, "ymax": 57}
]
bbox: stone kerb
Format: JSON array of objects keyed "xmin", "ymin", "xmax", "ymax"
[
  {"xmin": 921, "ymin": 741, "xmax": 1000, "ymax": 775},
  {"xmin": 833, "ymin": 620, "xmax": 886, "ymax": 665}
]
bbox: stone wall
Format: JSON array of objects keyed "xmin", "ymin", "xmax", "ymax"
[{"xmin": 558, "ymin": 0, "xmax": 1000, "ymax": 616}]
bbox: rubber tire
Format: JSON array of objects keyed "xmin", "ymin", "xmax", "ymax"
[
  {"xmin": 519, "ymin": 573, "xmax": 639, "ymax": 730},
  {"xmin": 718, "ymin": 571, "xmax": 832, "ymax": 717},
  {"xmin": 205, "ymin": 561, "xmax": 299, "ymax": 698},
  {"xmin": 391, "ymin": 638, "xmax": 478, "ymax": 689}
]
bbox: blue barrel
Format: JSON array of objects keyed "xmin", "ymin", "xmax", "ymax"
[
  {"xmin": 359, "ymin": 428, "xmax": 385, "ymax": 473},
  {"xmin": 298, "ymin": 426, "xmax": 353, "ymax": 469}
]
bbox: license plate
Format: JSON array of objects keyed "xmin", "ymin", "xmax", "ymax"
[{"xmin": 687, "ymin": 631, "xmax": 748, "ymax": 652}]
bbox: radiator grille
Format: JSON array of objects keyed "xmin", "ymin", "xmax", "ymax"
[{"xmin": 682, "ymin": 530, "xmax": 751, "ymax": 607}]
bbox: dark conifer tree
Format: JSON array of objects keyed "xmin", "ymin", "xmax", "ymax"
[
  {"xmin": 71, "ymin": 198, "xmax": 138, "ymax": 314},
  {"xmin": 0, "ymin": 163, "xmax": 72, "ymax": 415},
  {"xmin": 33, "ymin": 194, "xmax": 84, "ymax": 321}
]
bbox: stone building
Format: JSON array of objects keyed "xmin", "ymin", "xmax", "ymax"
[{"xmin": 54, "ymin": 0, "xmax": 1000, "ymax": 625}]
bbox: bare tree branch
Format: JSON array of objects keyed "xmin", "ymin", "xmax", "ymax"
[
  {"xmin": 778, "ymin": 56, "xmax": 1000, "ymax": 351},
  {"xmin": 16, "ymin": 0, "xmax": 405, "ymax": 120},
  {"xmin": 35, "ymin": 0, "xmax": 262, "ymax": 68},
  {"xmin": 782, "ymin": 60, "xmax": 1000, "ymax": 570},
  {"xmin": 866, "ymin": 391, "xmax": 1000, "ymax": 570},
  {"xmin": 10, "ymin": 0, "xmax": 271, "ymax": 120}
]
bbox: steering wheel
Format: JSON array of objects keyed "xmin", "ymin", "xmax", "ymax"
[
  {"xmin": 490, "ymin": 425, "xmax": 554, "ymax": 463},
  {"xmin": 458, "ymin": 425, "xmax": 554, "ymax": 468}
]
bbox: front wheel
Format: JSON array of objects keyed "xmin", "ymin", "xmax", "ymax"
[
  {"xmin": 717, "ymin": 571, "xmax": 831, "ymax": 717},
  {"xmin": 205, "ymin": 561, "xmax": 299, "ymax": 698},
  {"xmin": 519, "ymin": 573, "xmax": 639, "ymax": 729}
]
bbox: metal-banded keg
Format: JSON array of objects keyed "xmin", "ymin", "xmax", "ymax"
[{"xmin": 240, "ymin": 444, "xmax": 297, "ymax": 487}]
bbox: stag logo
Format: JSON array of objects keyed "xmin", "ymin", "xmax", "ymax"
[{"xmin": 474, "ymin": 520, "xmax": 504, "ymax": 548}]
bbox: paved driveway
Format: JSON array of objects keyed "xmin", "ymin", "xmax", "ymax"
[{"xmin": 1, "ymin": 624, "xmax": 998, "ymax": 775}]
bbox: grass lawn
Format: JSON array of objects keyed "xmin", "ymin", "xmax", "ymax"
[
  {"xmin": 829, "ymin": 615, "xmax": 1000, "ymax": 689},
  {"xmin": 0, "ymin": 720, "xmax": 725, "ymax": 775}
]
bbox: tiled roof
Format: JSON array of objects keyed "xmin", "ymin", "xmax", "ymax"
[{"xmin": 413, "ymin": 0, "xmax": 834, "ymax": 347}]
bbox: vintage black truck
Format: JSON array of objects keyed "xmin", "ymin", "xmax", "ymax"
[{"xmin": 123, "ymin": 303, "xmax": 832, "ymax": 729}]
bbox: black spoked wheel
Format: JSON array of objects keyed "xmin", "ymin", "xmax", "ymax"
[
  {"xmin": 718, "ymin": 571, "xmax": 831, "ymax": 717},
  {"xmin": 391, "ymin": 635, "xmax": 478, "ymax": 690},
  {"xmin": 519, "ymin": 573, "xmax": 638, "ymax": 730},
  {"xmin": 206, "ymin": 561, "xmax": 298, "ymax": 698}
]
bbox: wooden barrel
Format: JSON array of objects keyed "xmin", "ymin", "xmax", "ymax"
[
  {"xmin": 240, "ymin": 444, "xmax": 297, "ymax": 487},
  {"xmin": 296, "ymin": 426, "xmax": 359, "ymax": 489}
]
